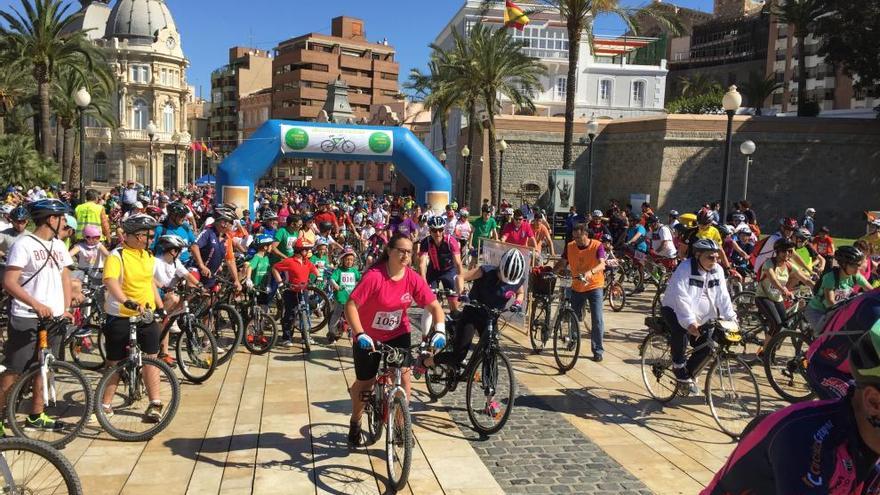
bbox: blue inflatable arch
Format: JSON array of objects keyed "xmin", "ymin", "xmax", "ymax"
[{"xmin": 216, "ymin": 120, "xmax": 451, "ymax": 214}]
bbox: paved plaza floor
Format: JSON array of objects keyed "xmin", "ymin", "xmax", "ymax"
[{"xmin": 62, "ymin": 292, "xmax": 786, "ymax": 494}]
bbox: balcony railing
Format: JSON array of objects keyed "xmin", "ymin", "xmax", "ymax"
[{"xmin": 87, "ymin": 127, "xmax": 192, "ymax": 145}]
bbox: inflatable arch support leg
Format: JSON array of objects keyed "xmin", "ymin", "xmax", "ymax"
[{"xmin": 216, "ymin": 120, "xmax": 451, "ymax": 215}]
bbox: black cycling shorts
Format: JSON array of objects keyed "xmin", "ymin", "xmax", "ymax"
[
  {"xmin": 3, "ymin": 316, "xmax": 63, "ymax": 373},
  {"xmin": 427, "ymin": 269, "xmax": 457, "ymax": 296},
  {"xmin": 102, "ymin": 315, "xmax": 161, "ymax": 361},
  {"xmin": 352, "ymin": 333, "xmax": 411, "ymax": 381}
]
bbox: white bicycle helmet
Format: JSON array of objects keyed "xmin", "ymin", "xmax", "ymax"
[
  {"xmin": 427, "ymin": 216, "xmax": 446, "ymax": 230},
  {"xmin": 499, "ymin": 249, "xmax": 525, "ymax": 285}
]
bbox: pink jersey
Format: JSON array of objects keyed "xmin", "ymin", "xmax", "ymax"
[
  {"xmin": 501, "ymin": 221, "xmax": 534, "ymax": 246},
  {"xmin": 350, "ymin": 264, "xmax": 436, "ymax": 342}
]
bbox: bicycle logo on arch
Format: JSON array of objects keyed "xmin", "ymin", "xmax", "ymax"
[{"xmin": 320, "ymin": 135, "xmax": 357, "ymax": 154}]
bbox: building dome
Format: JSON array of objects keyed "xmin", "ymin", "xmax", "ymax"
[{"xmin": 105, "ymin": 0, "xmax": 177, "ymax": 45}]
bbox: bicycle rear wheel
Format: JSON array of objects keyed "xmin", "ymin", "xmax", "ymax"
[
  {"xmin": 465, "ymin": 351, "xmax": 515, "ymax": 435},
  {"xmin": 651, "ymin": 285, "xmax": 666, "ymax": 319},
  {"xmin": 425, "ymin": 361, "xmax": 453, "ymax": 400},
  {"xmin": 386, "ymin": 392, "xmax": 412, "ymax": 492},
  {"xmin": 607, "ymin": 281, "xmax": 626, "ymax": 312},
  {"xmin": 706, "ymin": 355, "xmax": 761, "ymax": 439},
  {"xmin": 174, "ymin": 322, "xmax": 218, "ymax": 384},
  {"xmin": 0, "ymin": 437, "xmax": 82, "ymax": 494},
  {"xmin": 94, "ymin": 357, "xmax": 180, "ymax": 442},
  {"xmin": 206, "ymin": 304, "xmax": 243, "ymax": 366},
  {"xmin": 732, "ymin": 291, "xmax": 765, "ymax": 354},
  {"xmin": 640, "ymin": 330, "xmax": 677, "ymax": 402},
  {"xmin": 243, "ymin": 311, "xmax": 278, "ymax": 355},
  {"xmin": 305, "ymin": 287, "xmax": 331, "ymax": 332},
  {"xmin": 68, "ymin": 323, "xmax": 105, "ymax": 371},
  {"xmin": 763, "ymin": 330, "xmax": 815, "ymax": 403},
  {"xmin": 528, "ymin": 298, "xmax": 550, "ymax": 354},
  {"xmin": 7, "ymin": 361, "xmax": 93, "ymax": 448},
  {"xmin": 552, "ymin": 309, "xmax": 580, "ymax": 373}
]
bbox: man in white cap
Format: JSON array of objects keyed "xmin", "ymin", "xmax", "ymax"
[{"xmin": 802, "ymin": 208, "xmax": 816, "ymax": 235}]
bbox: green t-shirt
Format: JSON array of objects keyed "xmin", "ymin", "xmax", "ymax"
[
  {"xmin": 331, "ymin": 266, "xmax": 361, "ymax": 304},
  {"xmin": 271, "ymin": 228, "xmax": 297, "ymax": 264},
  {"xmin": 756, "ymin": 258, "xmax": 789, "ymax": 303},
  {"xmin": 309, "ymin": 254, "xmax": 330, "ymax": 284},
  {"xmin": 808, "ymin": 270, "xmax": 870, "ymax": 311},
  {"xmin": 248, "ymin": 254, "xmax": 271, "ymax": 288},
  {"xmin": 471, "ymin": 217, "xmax": 498, "ymax": 247}
]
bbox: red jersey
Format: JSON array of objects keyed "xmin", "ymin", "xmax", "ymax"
[
  {"xmin": 273, "ymin": 256, "xmax": 318, "ymax": 290},
  {"xmin": 314, "ymin": 212, "xmax": 338, "ymax": 228}
]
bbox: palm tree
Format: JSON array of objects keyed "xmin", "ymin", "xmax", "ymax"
[
  {"xmin": 770, "ymin": 0, "xmax": 827, "ymax": 116},
  {"xmin": 0, "ymin": 133, "xmax": 58, "ymax": 186},
  {"xmin": 0, "ymin": 63, "xmax": 31, "ymax": 135},
  {"xmin": 486, "ymin": 0, "xmax": 681, "ymax": 169},
  {"xmin": 678, "ymin": 74, "xmax": 722, "ymax": 98},
  {"xmin": 739, "ymin": 71, "xmax": 783, "ymax": 115},
  {"xmin": 0, "ymin": 0, "xmax": 104, "ymax": 158},
  {"xmin": 405, "ymin": 59, "xmax": 459, "ymax": 167},
  {"xmin": 441, "ymin": 24, "xmax": 546, "ymax": 206}
]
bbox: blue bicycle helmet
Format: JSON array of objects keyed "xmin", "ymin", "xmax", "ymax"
[
  {"xmin": 27, "ymin": 199, "xmax": 69, "ymax": 220},
  {"xmin": 9, "ymin": 205, "xmax": 28, "ymax": 222},
  {"xmin": 253, "ymin": 234, "xmax": 274, "ymax": 247}
]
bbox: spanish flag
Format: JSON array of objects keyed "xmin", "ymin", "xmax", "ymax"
[
  {"xmin": 200, "ymin": 142, "xmax": 209, "ymax": 152},
  {"xmin": 503, "ymin": 0, "xmax": 530, "ymax": 31}
]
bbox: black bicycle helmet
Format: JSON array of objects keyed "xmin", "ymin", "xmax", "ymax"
[
  {"xmin": 794, "ymin": 228, "xmax": 812, "ymax": 241},
  {"xmin": 157, "ymin": 234, "xmax": 188, "ymax": 251},
  {"xmin": 167, "ymin": 201, "xmax": 188, "ymax": 217},
  {"xmin": 262, "ymin": 210, "xmax": 278, "ymax": 221},
  {"xmin": 27, "ymin": 199, "xmax": 69, "ymax": 220},
  {"xmin": 318, "ymin": 221, "xmax": 333, "ymax": 232},
  {"xmin": 645, "ymin": 215, "xmax": 660, "ymax": 226},
  {"xmin": 835, "ymin": 245, "xmax": 865, "ymax": 266},
  {"xmin": 122, "ymin": 214, "xmax": 158, "ymax": 234},
  {"xmin": 9, "ymin": 205, "xmax": 28, "ymax": 222},
  {"xmin": 716, "ymin": 224, "xmax": 732, "ymax": 237},
  {"xmin": 692, "ymin": 238, "xmax": 720, "ymax": 253}
]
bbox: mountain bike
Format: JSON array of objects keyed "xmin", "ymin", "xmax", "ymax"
[
  {"xmin": 194, "ymin": 278, "xmax": 244, "ymax": 366},
  {"xmin": 93, "ymin": 308, "xmax": 181, "ymax": 441},
  {"xmin": 604, "ymin": 262, "xmax": 626, "ymax": 312},
  {"xmin": 239, "ymin": 288, "xmax": 278, "ymax": 355},
  {"xmin": 547, "ymin": 273, "xmax": 581, "ymax": 373},
  {"xmin": 362, "ymin": 342, "xmax": 417, "ymax": 492},
  {"xmin": 320, "ymin": 136, "xmax": 356, "ymax": 154},
  {"xmin": 424, "ymin": 301, "xmax": 516, "ymax": 435},
  {"xmin": 640, "ymin": 317, "xmax": 761, "ymax": 438},
  {"xmin": 161, "ymin": 283, "xmax": 218, "ymax": 384},
  {"xmin": 281, "ymin": 283, "xmax": 315, "ymax": 354},
  {"xmin": 65, "ymin": 277, "xmax": 107, "ymax": 371},
  {"xmin": 0, "ymin": 437, "xmax": 82, "ymax": 494},
  {"xmin": 6, "ymin": 315, "xmax": 92, "ymax": 448},
  {"xmin": 528, "ymin": 267, "xmax": 554, "ymax": 354}
]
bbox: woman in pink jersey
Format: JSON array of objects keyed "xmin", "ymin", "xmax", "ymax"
[{"xmin": 344, "ymin": 233, "xmax": 445, "ymax": 446}]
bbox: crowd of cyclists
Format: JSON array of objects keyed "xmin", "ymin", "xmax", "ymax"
[{"xmin": 1, "ymin": 179, "xmax": 880, "ymax": 493}]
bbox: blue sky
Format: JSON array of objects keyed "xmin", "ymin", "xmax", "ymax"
[{"xmin": 3, "ymin": 0, "xmax": 715, "ymax": 97}]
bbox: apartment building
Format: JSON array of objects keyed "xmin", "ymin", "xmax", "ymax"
[
  {"xmin": 271, "ymin": 16, "xmax": 400, "ymax": 121},
  {"xmin": 210, "ymin": 47, "xmax": 273, "ymax": 156}
]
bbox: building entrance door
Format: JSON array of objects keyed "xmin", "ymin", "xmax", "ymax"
[{"xmin": 163, "ymin": 154, "xmax": 178, "ymax": 191}]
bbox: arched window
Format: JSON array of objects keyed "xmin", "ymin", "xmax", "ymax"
[
  {"xmin": 632, "ymin": 80, "xmax": 646, "ymax": 107},
  {"xmin": 93, "ymin": 152, "xmax": 107, "ymax": 182},
  {"xmin": 163, "ymin": 103, "xmax": 175, "ymax": 132},
  {"xmin": 132, "ymin": 99, "xmax": 149, "ymax": 129}
]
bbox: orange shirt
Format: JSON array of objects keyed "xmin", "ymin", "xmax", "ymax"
[{"xmin": 565, "ymin": 240, "xmax": 605, "ymax": 292}]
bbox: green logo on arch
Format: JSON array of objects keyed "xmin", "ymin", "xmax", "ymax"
[
  {"xmin": 368, "ymin": 132, "xmax": 392, "ymax": 154},
  {"xmin": 285, "ymin": 128, "xmax": 309, "ymax": 150}
]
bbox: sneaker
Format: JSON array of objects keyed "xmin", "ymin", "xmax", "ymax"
[
  {"xmin": 592, "ymin": 354, "xmax": 603, "ymax": 363},
  {"xmin": 170, "ymin": 325, "xmax": 182, "ymax": 334},
  {"xmin": 281, "ymin": 339, "xmax": 294, "ymax": 348},
  {"xmin": 159, "ymin": 354, "xmax": 177, "ymax": 368},
  {"xmin": 485, "ymin": 400, "xmax": 502, "ymax": 419},
  {"xmin": 73, "ymin": 326, "xmax": 92, "ymax": 338},
  {"xmin": 348, "ymin": 421, "xmax": 362, "ymax": 447},
  {"xmin": 100, "ymin": 404, "xmax": 114, "ymax": 419},
  {"xmin": 326, "ymin": 331, "xmax": 338, "ymax": 344},
  {"xmin": 144, "ymin": 402, "xmax": 163, "ymax": 423},
  {"xmin": 24, "ymin": 412, "xmax": 66, "ymax": 432}
]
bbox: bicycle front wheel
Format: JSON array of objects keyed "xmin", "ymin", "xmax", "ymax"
[
  {"xmin": 607, "ymin": 281, "xmax": 626, "ymax": 312},
  {"xmin": 706, "ymin": 355, "xmax": 761, "ymax": 439},
  {"xmin": 7, "ymin": 360, "xmax": 93, "ymax": 448},
  {"xmin": 68, "ymin": 323, "xmax": 105, "ymax": 371},
  {"xmin": 94, "ymin": 357, "xmax": 181, "ymax": 442},
  {"xmin": 175, "ymin": 322, "xmax": 218, "ymax": 384},
  {"xmin": 243, "ymin": 311, "xmax": 278, "ymax": 355},
  {"xmin": 386, "ymin": 392, "xmax": 412, "ymax": 492},
  {"xmin": 763, "ymin": 330, "xmax": 815, "ymax": 403},
  {"xmin": 640, "ymin": 330, "xmax": 677, "ymax": 403},
  {"xmin": 552, "ymin": 309, "xmax": 580, "ymax": 373},
  {"xmin": 206, "ymin": 304, "xmax": 243, "ymax": 366},
  {"xmin": 305, "ymin": 287, "xmax": 331, "ymax": 333},
  {"xmin": 528, "ymin": 298, "xmax": 550, "ymax": 354},
  {"xmin": 465, "ymin": 351, "xmax": 515, "ymax": 435},
  {"xmin": 425, "ymin": 361, "xmax": 452, "ymax": 400},
  {"xmin": 0, "ymin": 437, "xmax": 82, "ymax": 494}
]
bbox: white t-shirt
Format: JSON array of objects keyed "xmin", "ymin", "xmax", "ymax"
[
  {"xmin": 153, "ymin": 257, "xmax": 189, "ymax": 289},
  {"xmin": 7, "ymin": 234, "xmax": 73, "ymax": 318},
  {"xmin": 74, "ymin": 242, "xmax": 106, "ymax": 270},
  {"xmin": 651, "ymin": 225, "xmax": 676, "ymax": 258}
]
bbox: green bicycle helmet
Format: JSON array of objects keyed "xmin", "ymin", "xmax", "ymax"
[{"xmin": 849, "ymin": 319, "xmax": 880, "ymax": 385}]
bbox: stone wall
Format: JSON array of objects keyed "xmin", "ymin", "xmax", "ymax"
[{"xmin": 459, "ymin": 114, "xmax": 880, "ymax": 237}]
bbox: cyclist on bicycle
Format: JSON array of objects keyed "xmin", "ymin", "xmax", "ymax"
[
  {"xmin": 0, "ymin": 206, "xmax": 29, "ymax": 257},
  {"xmin": 150, "ymin": 201, "xmax": 196, "ymax": 266},
  {"xmin": 754, "ymin": 239, "xmax": 814, "ymax": 350},
  {"xmin": 271, "ymin": 237, "xmax": 319, "ymax": 348},
  {"xmin": 101, "ymin": 214, "xmax": 167, "ymax": 423},
  {"xmin": 190, "ymin": 208, "xmax": 243, "ymax": 292},
  {"xmin": 794, "ymin": 227, "xmax": 826, "ymax": 274},
  {"xmin": 327, "ymin": 247, "xmax": 361, "ymax": 343},
  {"xmin": 660, "ymin": 239, "xmax": 737, "ymax": 394},
  {"xmin": 703, "ymin": 322, "xmax": 880, "ymax": 495},
  {"xmin": 431, "ymin": 248, "xmax": 525, "ymax": 372},
  {"xmin": 0, "ymin": 199, "xmax": 74, "ymax": 434},
  {"xmin": 419, "ymin": 216, "xmax": 465, "ymax": 313},
  {"xmin": 805, "ymin": 246, "xmax": 872, "ymax": 333},
  {"xmin": 153, "ymin": 234, "xmax": 202, "ymax": 366},
  {"xmin": 469, "ymin": 205, "xmax": 498, "ymax": 260},
  {"xmin": 646, "ymin": 215, "xmax": 676, "ymax": 267},
  {"xmin": 345, "ymin": 233, "xmax": 445, "ymax": 447}
]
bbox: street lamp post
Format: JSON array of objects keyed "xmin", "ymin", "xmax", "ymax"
[
  {"xmin": 147, "ymin": 121, "xmax": 157, "ymax": 194},
  {"xmin": 720, "ymin": 85, "xmax": 742, "ymax": 222},
  {"xmin": 461, "ymin": 145, "xmax": 471, "ymax": 206},
  {"xmin": 171, "ymin": 132, "xmax": 181, "ymax": 192},
  {"xmin": 585, "ymin": 119, "xmax": 599, "ymax": 211},
  {"xmin": 74, "ymin": 87, "xmax": 91, "ymax": 203},
  {"xmin": 739, "ymin": 140, "xmax": 756, "ymax": 201},
  {"xmin": 497, "ymin": 139, "xmax": 508, "ymax": 208}
]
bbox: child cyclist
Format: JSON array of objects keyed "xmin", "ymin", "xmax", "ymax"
[
  {"xmin": 326, "ymin": 247, "xmax": 361, "ymax": 343},
  {"xmin": 272, "ymin": 237, "xmax": 319, "ymax": 348},
  {"xmin": 153, "ymin": 235, "xmax": 202, "ymax": 366}
]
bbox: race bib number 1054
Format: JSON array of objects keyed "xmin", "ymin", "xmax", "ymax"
[{"xmin": 372, "ymin": 310, "xmax": 403, "ymax": 331}]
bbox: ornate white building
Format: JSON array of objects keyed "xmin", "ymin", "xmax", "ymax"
[{"xmin": 68, "ymin": 0, "xmax": 191, "ymax": 191}]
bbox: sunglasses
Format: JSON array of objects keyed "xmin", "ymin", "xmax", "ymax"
[
  {"xmin": 702, "ymin": 253, "xmax": 720, "ymax": 259},
  {"xmin": 430, "ymin": 228, "xmax": 444, "ymax": 233}
]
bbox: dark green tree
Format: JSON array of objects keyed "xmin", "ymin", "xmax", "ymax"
[{"xmin": 815, "ymin": 0, "xmax": 880, "ymax": 91}]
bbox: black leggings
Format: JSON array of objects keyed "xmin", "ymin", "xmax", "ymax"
[
  {"xmin": 434, "ymin": 307, "xmax": 486, "ymax": 369},
  {"xmin": 661, "ymin": 306, "xmax": 711, "ymax": 379},
  {"xmin": 755, "ymin": 297, "xmax": 786, "ymax": 336}
]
